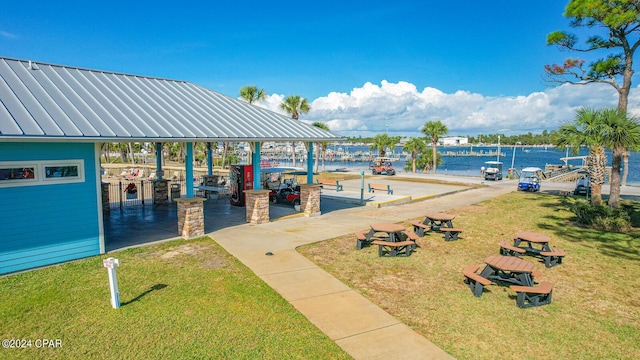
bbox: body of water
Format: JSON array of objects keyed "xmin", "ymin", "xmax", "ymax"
[{"xmin": 298, "ymin": 145, "xmax": 640, "ymax": 185}]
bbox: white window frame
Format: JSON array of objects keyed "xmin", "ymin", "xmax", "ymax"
[{"xmin": 0, "ymin": 159, "xmax": 85, "ymax": 188}]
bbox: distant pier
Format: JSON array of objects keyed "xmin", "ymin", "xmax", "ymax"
[{"xmin": 441, "ymin": 151, "xmax": 506, "ymax": 157}]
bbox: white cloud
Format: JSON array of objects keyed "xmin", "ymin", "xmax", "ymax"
[
  {"xmin": 0, "ymin": 30, "xmax": 18, "ymax": 39},
  {"xmin": 253, "ymin": 80, "xmax": 633, "ymax": 137}
]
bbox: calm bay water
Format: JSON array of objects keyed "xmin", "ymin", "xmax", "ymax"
[{"xmin": 308, "ymin": 145, "xmax": 640, "ymax": 185}]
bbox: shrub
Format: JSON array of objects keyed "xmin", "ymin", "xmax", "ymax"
[{"xmin": 571, "ymin": 200, "xmax": 631, "ymax": 232}]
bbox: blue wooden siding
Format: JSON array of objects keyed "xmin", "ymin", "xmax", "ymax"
[{"xmin": 0, "ymin": 142, "xmax": 101, "ymax": 274}]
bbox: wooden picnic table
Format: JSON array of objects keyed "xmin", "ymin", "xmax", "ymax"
[
  {"xmin": 423, "ymin": 213, "xmax": 456, "ymax": 229},
  {"xmin": 514, "ymin": 231, "xmax": 552, "ymax": 254},
  {"xmin": 479, "ymin": 255, "xmax": 534, "ymax": 287},
  {"xmin": 368, "ymin": 223, "xmax": 406, "ymax": 242}
]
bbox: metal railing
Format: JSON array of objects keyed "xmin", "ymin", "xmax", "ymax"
[{"xmin": 104, "ymin": 178, "xmax": 188, "ymax": 210}]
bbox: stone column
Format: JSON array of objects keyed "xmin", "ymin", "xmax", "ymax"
[
  {"xmin": 101, "ymin": 182, "xmax": 110, "ymax": 212},
  {"xmin": 153, "ymin": 179, "xmax": 169, "ymax": 205},
  {"xmin": 244, "ymin": 189, "xmax": 271, "ymax": 224},
  {"xmin": 175, "ymin": 197, "xmax": 205, "ymax": 239},
  {"xmin": 299, "ymin": 184, "xmax": 322, "ymax": 217}
]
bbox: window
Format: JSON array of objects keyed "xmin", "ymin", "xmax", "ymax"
[
  {"xmin": 44, "ymin": 165, "xmax": 80, "ymax": 179},
  {"xmin": 0, "ymin": 160, "xmax": 84, "ymax": 187},
  {"xmin": 0, "ymin": 165, "xmax": 37, "ymax": 183}
]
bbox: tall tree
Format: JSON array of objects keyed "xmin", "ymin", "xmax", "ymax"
[
  {"xmin": 422, "ymin": 120, "xmax": 448, "ymax": 174},
  {"xmin": 554, "ymin": 107, "xmax": 607, "ymax": 205},
  {"xmin": 545, "ymin": 0, "xmax": 640, "ymax": 201},
  {"xmin": 311, "ymin": 121, "xmax": 330, "ymax": 173},
  {"xmin": 239, "ymin": 85, "xmax": 266, "ymax": 104},
  {"xmin": 280, "ymin": 95, "xmax": 311, "ymax": 167},
  {"xmin": 403, "ymin": 137, "xmax": 427, "ymax": 173},
  {"xmin": 598, "ymin": 107, "xmax": 640, "ymax": 207}
]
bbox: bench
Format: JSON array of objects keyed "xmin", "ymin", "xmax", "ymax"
[
  {"xmin": 400, "ymin": 230, "xmax": 419, "ymax": 250},
  {"xmin": 355, "ymin": 231, "xmax": 370, "ymax": 250},
  {"xmin": 316, "ymin": 178, "xmax": 343, "ymax": 192},
  {"xmin": 463, "ymin": 265, "xmax": 492, "ymax": 297},
  {"xmin": 442, "ymin": 228, "xmax": 464, "ymax": 241},
  {"xmin": 368, "ymin": 183, "xmax": 393, "ymax": 194},
  {"xmin": 510, "ymin": 281, "xmax": 554, "ymax": 308},
  {"xmin": 411, "ymin": 220, "xmax": 430, "ymax": 237},
  {"xmin": 499, "ymin": 241, "xmax": 526, "ymax": 257},
  {"xmin": 540, "ymin": 248, "xmax": 566, "ymax": 268},
  {"xmin": 371, "ymin": 240, "xmax": 414, "ymax": 257}
]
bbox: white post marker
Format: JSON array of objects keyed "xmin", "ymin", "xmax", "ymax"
[{"xmin": 103, "ymin": 257, "xmax": 120, "ymax": 309}]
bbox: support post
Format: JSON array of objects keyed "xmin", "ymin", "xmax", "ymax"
[
  {"xmin": 156, "ymin": 142, "xmax": 163, "ymax": 179},
  {"xmin": 307, "ymin": 142, "xmax": 314, "ymax": 185},
  {"xmin": 252, "ymin": 142, "xmax": 261, "ymax": 189},
  {"xmin": 207, "ymin": 142, "xmax": 213, "ymax": 175},
  {"xmin": 186, "ymin": 142, "xmax": 194, "ymax": 198}
]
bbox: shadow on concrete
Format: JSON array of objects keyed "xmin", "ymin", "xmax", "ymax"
[{"xmin": 104, "ymin": 196, "xmax": 362, "ymax": 252}]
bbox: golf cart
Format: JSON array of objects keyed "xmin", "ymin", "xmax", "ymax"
[
  {"xmin": 517, "ymin": 167, "xmax": 543, "ymax": 192},
  {"xmin": 261, "ymin": 168, "xmax": 302, "ymax": 209},
  {"xmin": 370, "ymin": 157, "xmax": 396, "ymax": 175},
  {"xmin": 484, "ymin": 161, "xmax": 503, "ymax": 181},
  {"xmin": 574, "ymin": 171, "xmax": 591, "ymax": 196}
]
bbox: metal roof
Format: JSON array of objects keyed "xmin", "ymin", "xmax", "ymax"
[{"xmin": 0, "ymin": 57, "xmax": 341, "ymax": 142}]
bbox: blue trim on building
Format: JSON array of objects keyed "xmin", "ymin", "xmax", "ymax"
[{"xmin": 0, "ymin": 142, "xmax": 101, "ymax": 274}]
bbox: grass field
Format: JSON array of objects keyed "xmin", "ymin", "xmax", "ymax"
[
  {"xmin": 0, "ymin": 238, "xmax": 349, "ymax": 359},
  {"xmin": 299, "ymin": 192, "xmax": 640, "ymax": 359}
]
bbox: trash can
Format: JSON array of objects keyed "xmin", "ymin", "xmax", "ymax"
[{"xmin": 171, "ymin": 183, "xmax": 181, "ymax": 202}]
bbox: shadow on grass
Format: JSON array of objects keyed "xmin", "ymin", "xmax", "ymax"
[
  {"xmin": 534, "ymin": 195, "xmax": 640, "ymax": 262},
  {"xmin": 121, "ymin": 283, "xmax": 168, "ymax": 306}
]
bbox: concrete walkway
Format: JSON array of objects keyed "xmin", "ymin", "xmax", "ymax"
[{"xmin": 209, "ymin": 178, "xmax": 518, "ymax": 359}]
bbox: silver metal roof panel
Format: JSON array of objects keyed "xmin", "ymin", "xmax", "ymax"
[{"xmin": 0, "ymin": 57, "xmax": 341, "ymax": 142}]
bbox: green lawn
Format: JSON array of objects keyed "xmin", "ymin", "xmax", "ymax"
[
  {"xmin": 299, "ymin": 192, "xmax": 640, "ymax": 360},
  {"xmin": 0, "ymin": 238, "xmax": 349, "ymax": 359}
]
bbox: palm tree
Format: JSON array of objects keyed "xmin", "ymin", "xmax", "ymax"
[
  {"xmin": 598, "ymin": 108, "xmax": 640, "ymax": 208},
  {"xmin": 369, "ymin": 134, "xmax": 399, "ymax": 158},
  {"xmin": 239, "ymin": 85, "xmax": 266, "ymax": 104},
  {"xmin": 554, "ymin": 107, "xmax": 607, "ymax": 206},
  {"xmin": 311, "ymin": 121, "xmax": 330, "ymax": 173},
  {"xmin": 403, "ymin": 137, "xmax": 427, "ymax": 173},
  {"xmin": 422, "ymin": 120, "xmax": 448, "ymax": 174},
  {"xmin": 280, "ymin": 95, "xmax": 311, "ymax": 167}
]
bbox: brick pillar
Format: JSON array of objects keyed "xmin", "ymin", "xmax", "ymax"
[
  {"xmin": 101, "ymin": 182, "xmax": 110, "ymax": 212},
  {"xmin": 299, "ymin": 184, "xmax": 322, "ymax": 217},
  {"xmin": 175, "ymin": 197, "xmax": 205, "ymax": 239},
  {"xmin": 153, "ymin": 179, "xmax": 169, "ymax": 205},
  {"xmin": 244, "ymin": 190, "xmax": 271, "ymax": 224}
]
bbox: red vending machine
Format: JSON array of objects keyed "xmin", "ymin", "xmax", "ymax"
[{"xmin": 229, "ymin": 165, "xmax": 254, "ymax": 206}]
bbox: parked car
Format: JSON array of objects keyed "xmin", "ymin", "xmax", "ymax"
[
  {"xmin": 484, "ymin": 161, "xmax": 503, "ymax": 181},
  {"xmin": 517, "ymin": 167, "xmax": 542, "ymax": 192},
  {"xmin": 574, "ymin": 172, "xmax": 591, "ymax": 196}
]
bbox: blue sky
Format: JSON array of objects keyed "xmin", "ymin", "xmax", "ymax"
[{"xmin": 0, "ymin": 1, "xmax": 632, "ymax": 137}]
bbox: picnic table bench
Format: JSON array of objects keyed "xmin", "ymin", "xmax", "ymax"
[
  {"xmin": 411, "ymin": 220, "xmax": 431, "ymax": 237},
  {"xmin": 463, "ymin": 265, "xmax": 492, "ymax": 297},
  {"xmin": 442, "ymin": 228, "xmax": 464, "ymax": 241},
  {"xmin": 499, "ymin": 240, "xmax": 526, "ymax": 256},
  {"xmin": 372, "ymin": 240, "xmax": 414, "ymax": 257},
  {"xmin": 368, "ymin": 183, "xmax": 393, "ymax": 194},
  {"xmin": 510, "ymin": 281, "xmax": 554, "ymax": 308},
  {"xmin": 316, "ymin": 178, "xmax": 343, "ymax": 192},
  {"xmin": 540, "ymin": 248, "xmax": 566, "ymax": 268}
]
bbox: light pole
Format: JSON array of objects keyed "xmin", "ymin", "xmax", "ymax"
[{"xmin": 510, "ymin": 142, "xmax": 521, "ymax": 178}]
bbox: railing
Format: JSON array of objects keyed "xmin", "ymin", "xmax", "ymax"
[{"xmin": 104, "ymin": 178, "xmax": 188, "ymax": 209}]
